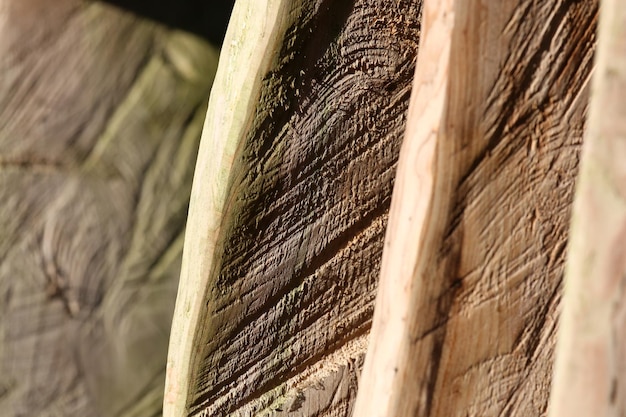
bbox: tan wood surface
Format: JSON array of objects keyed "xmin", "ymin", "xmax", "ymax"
[
  {"xmin": 355, "ymin": 0, "xmax": 597, "ymax": 416},
  {"xmin": 0, "ymin": 1, "xmax": 218, "ymax": 416},
  {"xmin": 549, "ymin": 0, "xmax": 626, "ymax": 415}
]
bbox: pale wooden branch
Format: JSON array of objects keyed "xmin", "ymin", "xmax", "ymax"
[
  {"xmin": 549, "ymin": 0, "xmax": 626, "ymax": 415},
  {"xmin": 353, "ymin": 0, "xmax": 453, "ymax": 414}
]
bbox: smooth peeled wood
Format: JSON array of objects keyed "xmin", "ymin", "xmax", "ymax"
[
  {"xmin": 354, "ymin": 0, "xmax": 596, "ymax": 416},
  {"xmin": 0, "ymin": 1, "xmax": 218, "ymax": 416},
  {"xmin": 164, "ymin": 0, "xmax": 421, "ymax": 415},
  {"xmin": 549, "ymin": 1, "xmax": 626, "ymax": 415}
]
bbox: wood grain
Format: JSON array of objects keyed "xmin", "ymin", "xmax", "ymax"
[
  {"xmin": 549, "ymin": 0, "xmax": 626, "ymax": 415},
  {"xmin": 164, "ymin": 0, "xmax": 422, "ymax": 416},
  {"xmin": 355, "ymin": 0, "xmax": 596, "ymax": 416},
  {"xmin": 0, "ymin": 1, "xmax": 218, "ymax": 416}
]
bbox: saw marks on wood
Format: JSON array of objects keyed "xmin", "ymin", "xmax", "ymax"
[
  {"xmin": 355, "ymin": 1, "xmax": 597, "ymax": 416},
  {"xmin": 0, "ymin": 2, "xmax": 218, "ymax": 416},
  {"xmin": 172, "ymin": 0, "xmax": 422, "ymax": 416}
]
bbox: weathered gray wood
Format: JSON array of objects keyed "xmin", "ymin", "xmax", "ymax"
[
  {"xmin": 164, "ymin": 0, "xmax": 422, "ymax": 415},
  {"xmin": 354, "ymin": 0, "xmax": 596, "ymax": 416},
  {"xmin": 0, "ymin": 1, "xmax": 218, "ymax": 416},
  {"xmin": 549, "ymin": 0, "xmax": 626, "ymax": 415}
]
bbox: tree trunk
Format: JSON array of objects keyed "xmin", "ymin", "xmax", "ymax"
[
  {"xmin": 0, "ymin": 1, "xmax": 217, "ymax": 416},
  {"xmin": 549, "ymin": 0, "xmax": 626, "ymax": 415}
]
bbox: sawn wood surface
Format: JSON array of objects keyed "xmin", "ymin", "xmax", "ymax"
[
  {"xmin": 355, "ymin": 0, "xmax": 597, "ymax": 416},
  {"xmin": 165, "ymin": 0, "xmax": 422, "ymax": 415}
]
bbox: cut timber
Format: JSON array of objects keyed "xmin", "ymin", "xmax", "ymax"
[
  {"xmin": 0, "ymin": 1, "xmax": 218, "ymax": 416},
  {"xmin": 355, "ymin": 0, "xmax": 596, "ymax": 416},
  {"xmin": 548, "ymin": 0, "xmax": 626, "ymax": 415},
  {"xmin": 164, "ymin": 0, "xmax": 422, "ymax": 416}
]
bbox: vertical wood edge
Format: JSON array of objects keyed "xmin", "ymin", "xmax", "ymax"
[
  {"xmin": 163, "ymin": 1, "xmax": 295, "ymax": 415},
  {"xmin": 352, "ymin": 0, "xmax": 455, "ymax": 415}
]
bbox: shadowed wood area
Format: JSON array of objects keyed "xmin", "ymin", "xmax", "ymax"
[
  {"xmin": 102, "ymin": 0, "xmax": 236, "ymax": 44},
  {"xmin": 0, "ymin": 1, "xmax": 218, "ymax": 416},
  {"xmin": 549, "ymin": 0, "xmax": 626, "ymax": 415},
  {"xmin": 354, "ymin": 0, "xmax": 597, "ymax": 416},
  {"xmin": 164, "ymin": 0, "xmax": 422, "ymax": 416}
]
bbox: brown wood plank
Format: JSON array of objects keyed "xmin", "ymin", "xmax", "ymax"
[
  {"xmin": 164, "ymin": 0, "xmax": 423, "ymax": 415},
  {"xmin": 0, "ymin": 1, "xmax": 218, "ymax": 416},
  {"xmin": 355, "ymin": 0, "xmax": 596, "ymax": 416},
  {"xmin": 549, "ymin": 0, "xmax": 626, "ymax": 415}
]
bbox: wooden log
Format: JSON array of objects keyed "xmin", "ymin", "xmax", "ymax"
[
  {"xmin": 0, "ymin": 1, "xmax": 218, "ymax": 416},
  {"xmin": 354, "ymin": 0, "xmax": 596, "ymax": 416},
  {"xmin": 548, "ymin": 0, "xmax": 626, "ymax": 415},
  {"xmin": 163, "ymin": 0, "xmax": 422, "ymax": 415}
]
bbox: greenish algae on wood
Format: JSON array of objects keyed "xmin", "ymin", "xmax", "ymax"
[{"xmin": 163, "ymin": 1, "xmax": 300, "ymax": 416}]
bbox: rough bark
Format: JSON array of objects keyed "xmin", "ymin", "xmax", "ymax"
[
  {"xmin": 0, "ymin": 1, "xmax": 218, "ymax": 416},
  {"xmin": 354, "ymin": 0, "xmax": 596, "ymax": 416},
  {"xmin": 164, "ymin": 0, "xmax": 422, "ymax": 416},
  {"xmin": 548, "ymin": 0, "xmax": 626, "ymax": 416}
]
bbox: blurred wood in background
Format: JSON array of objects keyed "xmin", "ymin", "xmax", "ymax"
[{"xmin": 0, "ymin": 1, "xmax": 219, "ymax": 416}]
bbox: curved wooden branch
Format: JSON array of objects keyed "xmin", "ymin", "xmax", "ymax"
[
  {"xmin": 164, "ymin": 1, "xmax": 296, "ymax": 415},
  {"xmin": 353, "ymin": 0, "xmax": 453, "ymax": 413}
]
